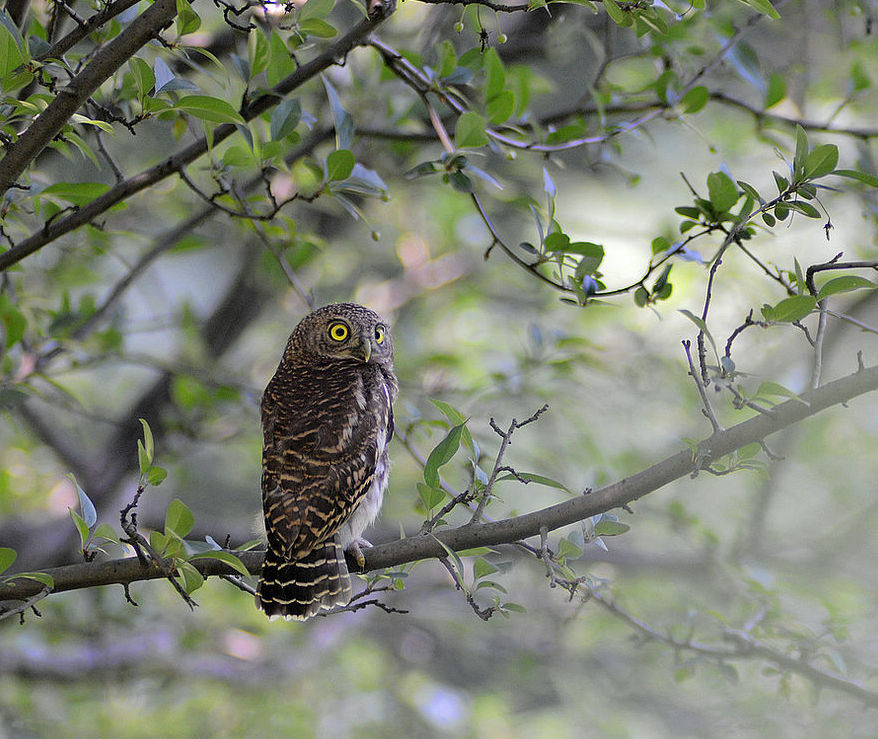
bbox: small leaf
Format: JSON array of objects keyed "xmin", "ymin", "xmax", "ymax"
[
  {"xmin": 175, "ymin": 95, "xmax": 245, "ymax": 124},
  {"xmin": 755, "ymin": 381, "xmax": 806, "ymax": 405},
  {"xmin": 70, "ymin": 509, "xmax": 89, "ymax": 547},
  {"xmin": 178, "ymin": 561, "xmax": 204, "ymax": 593},
  {"xmin": 424, "ymin": 424, "xmax": 465, "ymax": 488},
  {"xmin": 139, "ymin": 419, "xmax": 154, "ymax": 462},
  {"xmin": 496, "ymin": 472, "xmax": 570, "ymax": 493},
  {"xmin": 455, "ymin": 112, "xmax": 489, "ymax": 148},
  {"xmin": 794, "ymin": 124, "xmax": 809, "ymax": 177},
  {"xmin": 765, "ymin": 72, "xmax": 785, "ymax": 108},
  {"xmin": 299, "ymin": 18, "xmax": 337, "ymax": 38},
  {"xmin": 322, "ymin": 75, "xmax": 354, "ymax": 150},
  {"xmin": 817, "ymin": 276, "xmax": 877, "ymax": 300},
  {"xmin": 762, "ymin": 295, "xmax": 816, "ymax": 322},
  {"xmin": 165, "ymin": 498, "xmax": 195, "ymax": 538},
  {"xmin": 417, "ymin": 483, "xmax": 446, "ymax": 511},
  {"xmin": 593, "ymin": 520, "xmax": 630, "ymax": 536},
  {"xmin": 137, "ymin": 440, "xmax": 150, "ymax": 476},
  {"xmin": 326, "ymin": 149, "xmax": 355, "ymax": 182},
  {"xmin": 603, "ymin": 0, "xmax": 628, "ymax": 25},
  {"xmin": 270, "ymin": 98, "xmax": 301, "ymax": 141},
  {"xmin": 93, "ymin": 523, "xmax": 120, "ymax": 543},
  {"xmin": 299, "ymin": 0, "xmax": 334, "ymax": 20},
  {"xmin": 10, "ymin": 572, "xmax": 54, "ymax": 588},
  {"xmin": 680, "ymin": 86, "xmax": 709, "ymax": 113},
  {"xmin": 147, "ymin": 465, "xmax": 168, "ymax": 486},
  {"xmin": 804, "ymin": 144, "xmax": 839, "ymax": 179},
  {"xmin": 706, "ymin": 171, "xmax": 738, "ymax": 212},
  {"xmin": 473, "ymin": 557, "xmax": 498, "ymax": 580},
  {"xmin": 189, "ymin": 550, "xmax": 250, "ymax": 576},
  {"xmin": 832, "ymin": 169, "xmax": 878, "ymax": 188},
  {"xmin": 0, "ymin": 547, "xmax": 16, "ymax": 574}
]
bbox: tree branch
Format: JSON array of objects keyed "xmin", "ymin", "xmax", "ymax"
[
  {"xmin": 4, "ymin": 361, "xmax": 878, "ymax": 602},
  {"xmin": 0, "ymin": 14, "xmax": 389, "ymax": 271},
  {"xmin": 0, "ymin": 0, "xmax": 179, "ymax": 194}
]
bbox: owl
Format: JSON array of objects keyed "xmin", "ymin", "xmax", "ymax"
[{"xmin": 256, "ymin": 303, "xmax": 398, "ymax": 620}]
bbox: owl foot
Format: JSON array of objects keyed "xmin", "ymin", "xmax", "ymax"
[{"xmin": 346, "ymin": 538, "xmax": 373, "ymax": 570}]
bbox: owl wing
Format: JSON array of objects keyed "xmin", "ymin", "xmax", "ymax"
[{"xmin": 261, "ymin": 372, "xmax": 389, "ymax": 559}]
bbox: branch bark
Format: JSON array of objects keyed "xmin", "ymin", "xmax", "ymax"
[{"xmin": 4, "ymin": 361, "xmax": 877, "ymax": 601}]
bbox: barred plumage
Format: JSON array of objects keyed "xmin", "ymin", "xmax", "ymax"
[{"xmin": 256, "ymin": 303, "xmax": 397, "ymax": 621}]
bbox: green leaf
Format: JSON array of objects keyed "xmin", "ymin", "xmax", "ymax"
[
  {"xmin": 473, "ymin": 557, "xmax": 498, "ymax": 580},
  {"xmin": 680, "ymin": 86, "xmax": 708, "ymax": 113},
  {"xmin": 189, "ymin": 550, "xmax": 250, "ymax": 576},
  {"xmin": 436, "ymin": 40, "xmax": 457, "ymax": 78},
  {"xmin": 755, "ymin": 381, "xmax": 806, "ymax": 405},
  {"xmin": 270, "ymin": 98, "xmax": 301, "ymax": 141},
  {"xmin": 804, "ymin": 144, "xmax": 839, "ymax": 180},
  {"xmin": 299, "ymin": 0, "xmax": 334, "ymax": 20},
  {"xmin": 299, "ymin": 18, "xmax": 337, "ymax": 38},
  {"xmin": 10, "ymin": 571, "xmax": 54, "ymax": 588},
  {"xmin": 593, "ymin": 520, "xmax": 630, "ymax": 536},
  {"xmin": 42, "ymin": 182, "xmax": 111, "ymax": 207},
  {"xmin": 429, "ymin": 399, "xmax": 476, "ymax": 457},
  {"xmin": 94, "ymin": 523, "xmax": 120, "ymax": 543},
  {"xmin": 832, "ymin": 169, "xmax": 878, "ymax": 188},
  {"xmin": 850, "ymin": 60, "xmax": 871, "ymax": 93},
  {"xmin": 0, "ymin": 10, "xmax": 26, "ymax": 81},
  {"xmin": 267, "ymin": 31, "xmax": 295, "ymax": 87},
  {"xmin": 765, "ymin": 72, "xmax": 785, "ymax": 108},
  {"xmin": 741, "ymin": 0, "xmax": 780, "ymax": 19},
  {"xmin": 139, "ymin": 418, "xmax": 155, "ymax": 463},
  {"xmin": 137, "ymin": 440, "xmax": 150, "ymax": 476},
  {"xmin": 67, "ymin": 473, "xmax": 97, "ymax": 528},
  {"xmin": 455, "ymin": 112, "xmax": 489, "ymax": 149},
  {"xmin": 501, "ymin": 602, "xmax": 527, "ymax": 613},
  {"xmin": 176, "ymin": 0, "xmax": 201, "ymax": 35},
  {"xmin": 793, "ymin": 124, "xmax": 809, "ymax": 177},
  {"xmin": 484, "ymin": 49, "xmax": 506, "ymax": 101},
  {"xmin": 787, "ymin": 201, "xmax": 820, "ymax": 218},
  {"xmin": 326, "ymin": 149, "xmax": 355, "ymax": 182},
  {"xmin": 165, "ymin": 498, "xmax": 195, "ymax": 538},
  {"xmin": 706, "ymin": 171, "xmax": 738, "ymax": 212},
  {"xmin": 424, "ymin": 423, "xmax": 465, "ymax": 488},
  {"xmin": 603, "ymin": 0, "xmax": 628, "ymax": 25},
  {"xmin": 496, "ymin": 472, "xmax": 570, "ymax": 493},
  {"xmin": 486, "ymin": 90, "xmax": 515, "ymax": 125},
  {"xmin": 417, "ymin": 482, "xmax": 445, "ymax": 511},
  {"xmin": 249, "ymin": 28, "xmax": 269, "ymax": 77},
  {"xmin": 0, "ymin": 547, "xmax": 16, "ymax": 575},
  {"xmin": 175, "ymin": 95, "xmax": 245, "ymax": 124},
  {"xmin": 178, "ymin": 561, "xmax": 204, "ymax": 593},
  {"xmin": 817, "ymin": 276, "xmax": 877, "ymax": 300},
  {"xmin": 70, "ymin": 509, "xmax": 89, "ymax": 547},
  {"xmin": 761, "ymin": 295, "xmax": 816, "ymax": 322},
  {"xmin": 322, "ymin": 75, "xmax": 354, "ymax": 151},
  {"xmin": 146, "ymin": 465, "xmax": 168, "ymax": 486}
]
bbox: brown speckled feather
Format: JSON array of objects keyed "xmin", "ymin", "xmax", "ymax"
[{"xmin": 256, "ymin": 303, "xmax": 397, "ymax": 621}]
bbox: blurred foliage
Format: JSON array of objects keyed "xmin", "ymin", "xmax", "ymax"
[{"xmin": 1, "ymin": 0, "xmax": 878, "ymax": 735}]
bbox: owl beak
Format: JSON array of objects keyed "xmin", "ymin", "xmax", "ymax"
[{"xmin": 353, "ymin": 333, "xmax": 372, "ymax": 363}]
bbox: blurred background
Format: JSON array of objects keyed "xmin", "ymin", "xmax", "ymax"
[{"xmin": 1, "ymin": 0, "xmax": 878, "ymax": 735}]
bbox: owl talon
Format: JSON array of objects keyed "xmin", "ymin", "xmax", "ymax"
[{"xmin": 346, "ymin": 538, "xmax": 372, "ymax": 570}]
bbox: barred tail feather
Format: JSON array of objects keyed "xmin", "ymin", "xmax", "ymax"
[{"xmin": 256, "ymin": 541, "xmax": 352, "ymax": 621}]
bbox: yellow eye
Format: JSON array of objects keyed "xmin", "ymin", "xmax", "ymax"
[
  {"xmin": 328, "ymin": 322, "xmax": 348, "ymax": 341},
  {"xmin": 375, "ymin": 326, "xmax": 385, "ymax": 345}
]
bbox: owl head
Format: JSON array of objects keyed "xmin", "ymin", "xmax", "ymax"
[{"xmin": 287, "ymin": 303, "xmax": 393, "ymax": 366}]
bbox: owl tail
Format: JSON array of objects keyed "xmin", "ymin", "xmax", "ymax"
[{"xmin": 256, "ymin": 540, "xmax": 352, "ymax": 621}]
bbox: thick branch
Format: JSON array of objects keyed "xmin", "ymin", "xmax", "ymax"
[
  {"xmin": 0, "ymin": 0, "xmax": 178, "ymax": 193},
  {"xmin": 4, "ymin": 361, "xmax": 878, "ymax": 602}
]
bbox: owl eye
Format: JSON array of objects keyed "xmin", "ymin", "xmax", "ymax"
[
  {"xmin": 328, "ymin": 322, "xmax": 349, "ymax": 341},
  {"xmin": 375, "ymin": 326, "xmax": 385, "ymax": 345}
]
